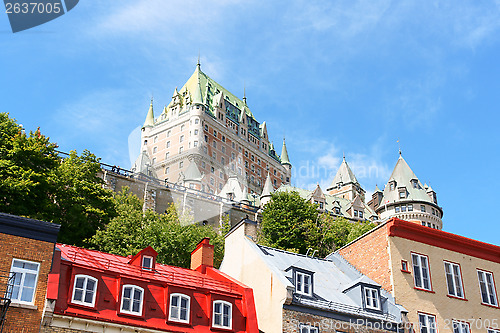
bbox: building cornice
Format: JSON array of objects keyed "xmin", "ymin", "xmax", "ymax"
[{"xmin": 387, "ymin": 218, "xmax": 500, "ymax": 264}]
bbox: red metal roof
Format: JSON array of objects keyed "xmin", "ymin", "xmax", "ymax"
[{"xmin": 57, "ymin": 243, "xmax": 241, "ymax": 294}]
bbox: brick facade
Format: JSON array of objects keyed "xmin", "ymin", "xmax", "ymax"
[
  {"xmin": 338, "ymin": 225, "xmax": 392, "ymax": 292},
  {"xmin": 0, "ymin": 233, "xmax": 56, "ymax": 333}
]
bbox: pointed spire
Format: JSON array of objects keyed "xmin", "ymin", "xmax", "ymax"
[
  {"xmin": 172, "ymin": 87, "xmax": 179, "ymax": 98},
  {"xmin": 328, "ymin": 157, "xmax": 358, "ymax": 189},
  {"xmin": 143, "ymin": 98, "xmax": 154, "ymax": 128},
  {"xmin": 374, "ymin": 184, "xmax": 382, "ymax": 193},
  {"xmin": 197, "ymin": 52, "xmax": 201, "ymax": 70},
  {"xmin": 243, "ymin": 84, "xmax": 247, "ymax": 105},
  {"xmin": 280, "ymin": 138, "xmax": 291, "ymax": 166},
  {"xmin": 261, "ymin": 173, "xmax": 274, "ymax": 198},
  {"xmin": 192, "ymin": 69, "xmax": 204, "ymax": 105}
]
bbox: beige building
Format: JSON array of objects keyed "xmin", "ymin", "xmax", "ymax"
[
  {"xmin": 134, "ymin": 62, "xmax": 292, "ymax": 197},
  {"xmin": 337, "ymin": 218, "xmax": 500, "ymax": 333}
]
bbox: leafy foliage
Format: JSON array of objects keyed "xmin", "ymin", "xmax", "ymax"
[
  {"xmin": 260, "ymin": 191, "xmax": 377, "ymax": 256},
  {"xmin": 0, "ymin": 113, "xmax": 116, "ymax": 246},
  {"xmin": 89, "ymin": 187, "xmax": 225, "ymax": 268}
]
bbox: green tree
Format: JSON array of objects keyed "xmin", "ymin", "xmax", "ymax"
[
  {"xmin": 0, "ymin": 113, "xmax": 59, "ymax": 219},
  {"xmin": 53, "ymin": 150, "xmax": 116, "ymax": 245},
  {"xmin": 260, "ymin": 191, "xmax": 377, "ymax": 256},
  {"xmin": 89, "ymin": 187, "xmax": 225, "ymax": 268},
  {"xmin": 260, "ymin": 191, "xmax": 319, "ymax": 253},
  {"xmin": 0, "ymin": 113, "xmax": 116, "ymax": 246}
]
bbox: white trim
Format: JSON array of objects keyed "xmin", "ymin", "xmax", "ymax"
[
  {"xmin": 412, "ymin": 253, "xmax": 432, "ymax": 291},
  {"xmin": 168, "ymin": 293, "xmax": 190, "ymax": 324},
  {"xmin": 9, "ymin": 258, "xmax": 40, "ymax": 305},
  {"xmin": 418, "ymin": 312, "xmax": 437, "ymax": 333},
  {"xmin": 477, "ymin": 269, "xmax": 498, "ymax": 306},
  {"xmin": 120, "ymin": 285, "xmax": 144, "ymax": 316},
  {"xmin": 443, "ymin": 261, "xmax": 464, "ymax": 298},
  {"xmin": 295, "ymin": 271, "xmax": 312, "ymax": 296},
  {"xmin": 212, "ymin": 300, "xmax": 232, "ymax": 329},
  {"xmin": 142, "ymin": 255, "xmax": 153, "ymax": 270},
  {"xmin": 363, "ymin": 286, "xmax": 380, "ymax": 310},
  {"xmin": 71, "ymin": 274, "xmax": 98, "ymax": 307}
]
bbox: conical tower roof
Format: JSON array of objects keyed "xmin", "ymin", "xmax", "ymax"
[
  {"xmin": 261, "ymin": 173, "xmax": 274, "ymax": 198},
  {"xmin": 143, "ymin": 99, "xmax": 154, "ymax": 128},
  {"xmin": 380, "ymin": 154, "xmax": 435, "ymax": 204},
  {"xmin": 192, "ymin": 67, "xmax": 204, "ymax": 105},
  {"xmin": 280, "ymin": 138, "xmax": 291, "ymax": 166},
  {"xmin": 184, "ymin": 160, "xmax": 203, "ymax": 182},
  {"xmin": 329, "ymin": 156, "xmax": 358, "ymax": 188}
]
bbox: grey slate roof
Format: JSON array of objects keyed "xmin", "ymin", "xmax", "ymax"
[
  {"xmin": 183, "ymin": 160, "xmax": 203, "ymax": 182},
  {"xmin": 252, "ymin": 241, "xmax": 406, "ymax": 322},
  {"xmin": 276, "ymin": 184, "xmax": 377, "ymax": 219}
]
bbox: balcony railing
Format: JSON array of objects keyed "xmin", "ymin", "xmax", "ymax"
[{"xmin": 0, "ymin": 271, "xmax": 15, "ymax": 333}]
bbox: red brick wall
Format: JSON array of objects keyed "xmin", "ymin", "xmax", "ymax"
[
  {"xmin": 338, "ymin": 225, "xmax": 393, "ymax": 292},
  {"xmin": 0, "ymin": 233, "xmax": 55, "ymax": 333}
]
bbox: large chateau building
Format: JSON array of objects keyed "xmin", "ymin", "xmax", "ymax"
[{"xmin": 134, "ymin": 62, "xmax": 292, "ymax": 197}]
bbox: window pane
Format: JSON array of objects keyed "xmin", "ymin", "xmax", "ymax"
[
  {"xmin": 74, "ymin": 289, "xmax": 83, "ymax": 302},
  {"xmin": 180, "ymin": 308, "xmax": 187, "ymax": 320},
  {"xmin": 132, "ymin": 300, "xmax": 140, "ymax": 312},
  {"xmin": 124, "ymin": 287, "xmax": 131, "ymax": 298},
  {"xmin": 20, "ymin": 286, "xmax": 34, "ymax": 302},
  {"xmin": 86, "ymin": 279, "xmax": 95, "ymax": 292},
  {"xmin": 122, "ymin": 298, "xmax": 130, "ymax": 310},
  {"xmin": 24, "ymin": 273, "xmax": 37, "ymax": 288},
  {"xmin": 75, "ymin": 277, "xmax": 85, "ymax": 289},
  {"xmin": 133, "ymin": 289, "xmax": 142, "ymax": 301},
  {"xmin": 84, "ymin": 290, "xmax": 93, "ymax": 303}
]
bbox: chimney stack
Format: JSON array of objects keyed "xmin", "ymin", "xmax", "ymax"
[{"xmin": 190, "ymin": 238, "xmax": 214, "ymax": 273}]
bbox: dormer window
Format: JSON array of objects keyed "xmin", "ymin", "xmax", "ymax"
[
  {"xmin": 412, "ymin": 179, "xmax": 419, "ymax": 189},
  {"xmin": 295, "ymin": 271, "xmax": 313, "ymax": 296},
  {"xmin": 142, "ymin": 255, "xmax": 153, "ymax": 270},
  {"xmin": 363, "ymin": 286, "xmax": 380, "ymax": 310}
]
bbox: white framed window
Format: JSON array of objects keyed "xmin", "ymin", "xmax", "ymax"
[
  {"xmin": 213, "ymin": 300, "xmax": 232, "ymax": 329},
  {"xmin": 9, "ymin": 259, "xmax": 40, "ymax": 304},
  {"xmin": 364, "ymin": 286, "xmax": 380, "ymax": 310},
  {"xmin": 120, "ymin": 285, "xmax": 144, "ymax": 315},
  {"xmin": 477, "ymin": 269, "xmax": 498, "ymax": 306},
  {"xmin": 180, "ymin": 135, "xmax": 184, "ymax": 143},
  {"xmin": 169, "ymin": 293, "xmax": 190, "ymax": 323},
  {"xmin": 452, "ymin": 321, "xmax": 470, "ymax": 333},
  {"xmin": 444, "ymin": 261, "xmax": 464, "ymax": 298},
  {"xmin": 166, "ymin": 141, "xmax": 171, "ymax": 148},
  {"xmin": 412, "ymin": 253, "xmax": 432, "ymax": 291},
  {"xmin": 300, "ymin": 324, "xmax": 319, "ymax": 333},
  {"xmin": 418, "ymin": 313, "xmax": 437, "ymax": 333},
  {"xmin": 71, "ymin": 275, "xmax": 98, "ymax": 307},
  {"xmin": 153, "ymin": 146, "xmax": 157, "ymax": 153},
  {"xmin": 488, "ymin": 329, "xmax": 500, "ymax": 333},
  {"xmin": 179, "ymin": 161, "xmax": 184, "ymax": 168},
  {"xmin": 165, "ymin": 167, "xmax": 170, "ymax": 174},
  {"xmin": 142, "ymin": 256, "xmax": 153, "ymax": 270},
  {"xmin": 179, "ymin": 146, "xmax": 184, "ymax": 153},
  {"xmin": 194, "ymin": 141, "xmax": 198, "ymax": 147},
  {"xmin": 296, "ymin": 271, "xmax": 312, "ymax": 296}
]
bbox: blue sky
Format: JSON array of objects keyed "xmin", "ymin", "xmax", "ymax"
[{"xmin": 2, "ymin": 1, "xmax": 500, "ymax": 245}]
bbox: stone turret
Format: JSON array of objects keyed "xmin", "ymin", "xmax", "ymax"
[{"xmin": 373, "ymin": 153, "xmax": 443, "ymax": 229}]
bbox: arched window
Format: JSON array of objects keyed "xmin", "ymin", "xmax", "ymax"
[
  {"xmin": 212, "ymin": 300, "xmax": 232, "ymax": 329},
  {"xmin": 169, "ymin": 293, "xmax": 190, "ymax": 323},
  {"xmin": 120, "ymin": 285, "xmax": 144, "ymax": 315},
  {"xmin": 72, "ymin": 275, "xmax": 98, "ymax": 307}
]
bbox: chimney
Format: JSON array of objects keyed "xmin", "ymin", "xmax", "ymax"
[{"xmin": 190, "ymin": 238, "xmax": 214, "ymax": 273}]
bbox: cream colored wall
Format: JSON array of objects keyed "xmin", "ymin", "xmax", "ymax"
[
  {"xmin": 220, "ymin": 225, "xmax": 289, "ymax": 333},
  {"xmin": 389, "ymin": 237, "xmax": 500, "ymax": 332}
]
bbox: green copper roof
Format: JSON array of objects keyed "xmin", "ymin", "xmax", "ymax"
[
  {"xmin": 143, "ymin": 100, "xmax": 155, "ymax": 128},
  {"xmin": 328, "ymin": 157, "xmax": 358, "ymax": 188},
  {"xmin": 380, "ymin": 154, "xmax": 436, "ymax": 205},
  {"xmin": 280, "ymin": 138, "xmax": 291, "ymax": 166},
  {"xmin": 191, "ymin": 67, "xmax": 204, "ymax": 105},
  {"xmin": 170, "ymin": 65, "xmax": 257, "ymax": 121}
]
